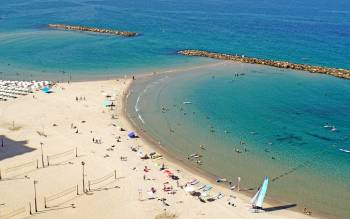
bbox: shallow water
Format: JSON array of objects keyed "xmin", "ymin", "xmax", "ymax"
[{"xmin": 127, "ymin": 62, "xmax": 350, "ymax": 219}]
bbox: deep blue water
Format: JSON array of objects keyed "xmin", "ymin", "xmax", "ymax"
[
  {"xmin": 1, "ymin": 0, "xmax": 350, "ymax": 218},
  {"xmin": 1, "ymin": 0, "xmax": 350, "ymax": 79}
]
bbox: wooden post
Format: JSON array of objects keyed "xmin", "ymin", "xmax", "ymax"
[
  {"xmin": 29, "ymin": 202, "xmax": 32, "ymax": 215},
  {"xmin": 34, "ymin": 180, "xmax": 38, "ymax": 212},
  {"xmin": 114, "ymin": 170, "xmax": 116, "ymax": 179},
  {"xmin": 75, "ymin": 147, "xmax": 78, "ymax": 157},
  {"xmin": 44, "ymin": 197, "xmax": 47, "ymax": 208},
  {"xmin": 88, "ymin": 181, "xmax": 91, "ymax": 191},
  {"xmin": 76, "ymin": 185, "xmax": 79, "ymax": 195},
  {"xmin": 237, "ymin": 177, "xmax": 241, "ymax": 192},
  {"xmin": 0, "ymin": 168, "xmax": 2, "ymax": 180},
  {"xmin": 40, "ymin": 143, "xmax": 44, "ymax": 168},
  {"xmin": 36, "ymin": 160, "xmax": 39, "ymax": 169},
  {"xmin": 47, "ymin": 156, "xmax": 49, "ymax": 166}
]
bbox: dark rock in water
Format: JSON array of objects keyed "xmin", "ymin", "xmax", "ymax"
[
  {"xmin": 178, "ymin": 50, "xmax": 350, "ymax": 80},
  {"xmin": 48, "ymin": 24, "xmax": 138, "ymax": 37}
]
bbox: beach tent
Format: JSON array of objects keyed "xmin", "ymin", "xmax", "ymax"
[
  {"xmin": 41, "ymin": 87, "xmax": 51, "ymax": 93},
  {"xmin": 128, "ymin": 131, "xmax": 137, "ymax": 138}
]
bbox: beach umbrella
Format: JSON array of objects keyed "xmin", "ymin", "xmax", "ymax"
[
  {"xmin": 41, "ymin": 87, "xmax": 51, "ymax": 93},
  {"xmin": 163, "ymin": 170, "xmax": 173, "ymax": 176},
  {"xmin": 128, "ymin": 131, "xmax": 137, "ymax": 138},
  {"xmin": 184, "ymin": 186, "xmax": 195, "ymax": 193},
  {"xmin": 200, "ymin": 192, "xmax": 208, "ymax": 197}
]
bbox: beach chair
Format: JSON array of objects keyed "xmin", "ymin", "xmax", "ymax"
[
  {"xmin": 203, "ymin": 185, "xmax": 212, "ymax": 192},
  {"xmin": 189, "ymin": 179, "xmax": 199, "ymax": 185}
]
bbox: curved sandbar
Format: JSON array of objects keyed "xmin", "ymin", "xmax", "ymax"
[
  {"xmin": 48, "ymin": 24, "xmax": 138, "ymax": 37},
  {"xmin": 178, "ymin": 50, "xmax": 350, "ymax": 79}
]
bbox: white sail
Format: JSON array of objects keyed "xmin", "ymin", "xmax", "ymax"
[
  {"xmin": 251, "ymin": 176, "xmax": 269, "ymax": 208},
  {"xmin": 250, "ymin": 187, "xmax": 261, "ymax": 205}
]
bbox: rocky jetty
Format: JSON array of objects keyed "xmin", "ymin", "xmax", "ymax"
[
  {"xmin": 48, "ymin": 24, "xmax": 138, "ymax": 37},
  {"xmin": 178, "ymin": 50, "xmax": 350, "ymax": 79}
]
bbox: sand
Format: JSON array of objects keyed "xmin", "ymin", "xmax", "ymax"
[{"xmin": 0, "ymin": 78, "xmax": 316, "ymax": 219}]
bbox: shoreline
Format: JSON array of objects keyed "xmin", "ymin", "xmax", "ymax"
[
  {"xmin": 120, "ymin": 70, "xmax": 327, "ymax": 219},
  {"xmin": 0, "ymin": 64, "xmax": 331, "ymax": 218}
]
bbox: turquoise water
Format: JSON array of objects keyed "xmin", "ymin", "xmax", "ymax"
[
  {"xmin": 128, "ymin": 63, "xmax": 350, "ymax": 218},
  {"xmin": 2, "ymin": 0, "xmax": 350, "ymax": 218},
  {"xmin": 1, "ymin": 0, "xmax": 350, "ymax": 79}
]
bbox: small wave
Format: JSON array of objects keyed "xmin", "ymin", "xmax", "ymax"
[
  {"xmin": 135, "ymin": 95, "xmax": 141, "ymax": 112},
  {"xmin": 339, "ymin": 149, "xmax": 350, "ymax": 153},
  {"xmin": 138, "ymin": 113, "xmax": 145, "ymax": 124}
]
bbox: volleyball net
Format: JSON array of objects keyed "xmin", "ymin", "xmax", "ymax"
[
  {"xmin": 0, "ymin": 206, "xmax": 26, "ymax": 219},
  {"xmin": 88, "ymin": 170, "xmax": 117, "ymax": 191},
  {"xmin": 44, "ymin": 185, "xmax": 79, "ymax": 208},
  {"xmin": 47, "ymin": 148, "xmax": 77, "ymax": 166},
  {"xmin": 0, "ymin": 160, "xmax": 38, "ymax": 180}
]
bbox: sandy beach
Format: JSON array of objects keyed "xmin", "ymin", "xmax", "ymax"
[{"xmin": 0, "ymin": 78, "xmax": 317, "ymax": 219}]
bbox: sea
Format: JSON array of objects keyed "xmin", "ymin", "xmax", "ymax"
[{"xmin": 1, "ymin": 0, "xmax": 350, "ymax": 218}]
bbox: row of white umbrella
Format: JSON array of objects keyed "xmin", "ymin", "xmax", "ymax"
[{"xmin": 0, "ymin": 80, "xmax": 52, "ymax": 101}]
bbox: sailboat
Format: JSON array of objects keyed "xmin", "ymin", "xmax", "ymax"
[{"xmin": 250, "ymin": 176, "xmax": 269, "ymax": 211}]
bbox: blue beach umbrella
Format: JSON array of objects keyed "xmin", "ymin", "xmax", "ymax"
[
  {"xmin": 128, "ymin": 131, "xmax": 137, "ymax": 138},
  {"xmin": 41, "ymin": 87, "xmax": 51, "ymax": 93}
]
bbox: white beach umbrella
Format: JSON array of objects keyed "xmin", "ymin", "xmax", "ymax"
[{"xmin": 184, "ymin": 186, "xmax": 195, "ymax": 193}]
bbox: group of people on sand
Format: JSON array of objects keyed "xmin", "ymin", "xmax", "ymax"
[
  {"xmin": 75, "ymin": 96, "xmax": 86, "ymax": 101},
  {"xmin": 303, "ymin": 208, "xmax": 312, "ymax": 215},
  {"xmin": 92, "ymin": 137, "xmax": 102, "ymax": 144},
  {"xmin": 70, "ymin": 123, "xmax": 79, "ymax": 133}
]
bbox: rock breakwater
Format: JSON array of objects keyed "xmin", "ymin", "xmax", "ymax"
[
  {"xmin": 48, "ymin": 24, "xmax": 138, "ymax": 37},
  {"xmin": 178, "ymin": 50, "xmax": 350, "ymax": 79}
]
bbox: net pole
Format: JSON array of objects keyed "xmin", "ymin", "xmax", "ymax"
[{"xmin": 29, "ymin": 202, "xmax": 32, "ymax": 215}]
